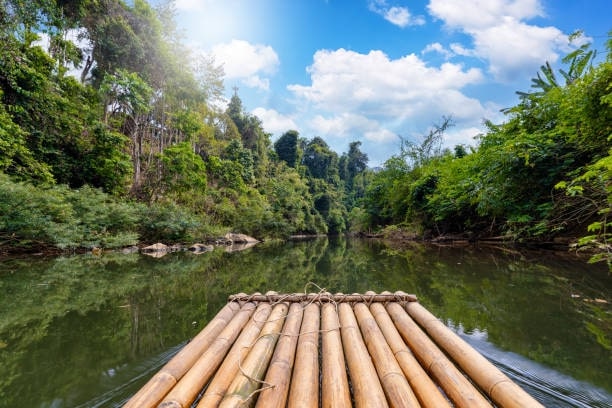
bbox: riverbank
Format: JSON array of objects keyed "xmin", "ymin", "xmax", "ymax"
[{"xmin": 358, "ymin": 225, "xmax": 606, "ymax": 265}]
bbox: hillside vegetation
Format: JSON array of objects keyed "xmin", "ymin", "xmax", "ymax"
[{"xmin": 0, "ymin": 1, "xmax": 610, "ymax": 266}]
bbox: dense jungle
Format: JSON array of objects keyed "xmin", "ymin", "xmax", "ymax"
[{"xmin": 0, "ymin": 1, "xmax": 610, "ymax": 268}]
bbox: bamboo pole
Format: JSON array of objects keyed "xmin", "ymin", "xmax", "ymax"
[
  {"xmin": 196, "ymin": 302, "xmax": 273, "ymax": 408},
  {"xmin": 405, "ymin": 300, "xmax": 545, "ymax": 408},
  {"xmin": 321, "ymin": 302, "xmax": 351, "ymax": 408},
  {"xmin": 370, "ymin": 301, "xmax": 452, "ymax": 408},
  {"xmin": 354, "ymin": 300, "xmax": 421, "ymax": 408},
  {"xmin": 338, "ymin": 301, "xmax": 388, "ymax": 407},
  {"xmin": 386, "ymin": 302, "xmax": 493, "ymax": 408},
  {"xmin": 228, "ymin": 293, "xmax": 417, "ymax": 303},
  {"xmin": 157, "ymin": 301, "xmax": 257, "ymax": 408},
  {"xmin": 254, "ymin": 302, "xmax": 303, "ymax": 408},
  {"xmin": 124, "ymin": 301, "xmax": 242, "ymax": 408},
  {"xmin": 287, "ymin": 302, "xmax": 320, "ymax": 407},
  {"xmin": 218, "ymin": 302, "xmax": 289, "ymax": 408}
]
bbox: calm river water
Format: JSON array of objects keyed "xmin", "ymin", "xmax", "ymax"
[{"xmin": 0, "ymin": 237, "xmax": 610, "ymax": 407}]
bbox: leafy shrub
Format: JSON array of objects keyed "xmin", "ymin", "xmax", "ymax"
[
  {"xmin": 0, "ymin": 174, "xmax": 142, "ymax": 249},
  {"xmin": 137, "ymin": 201, "xmax": 202, "ymax": 243}
]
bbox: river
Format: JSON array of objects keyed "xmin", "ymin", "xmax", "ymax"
[{"xmin": 0, "ymin": 237, "xmax": 610, "ymax": 407}]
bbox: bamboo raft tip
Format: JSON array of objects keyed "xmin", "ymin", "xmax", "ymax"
[
  {"xmin": 227, "ymin": 292, "xmax": 419, "ymax": 304},
  {"xmin": 124, "ymin": 291, "xmax": 544, "ymax": 408}
]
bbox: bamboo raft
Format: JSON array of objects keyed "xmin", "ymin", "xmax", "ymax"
[{"xmin": 124, "ymin": 291, "xmax": 544, "ymax": 408}]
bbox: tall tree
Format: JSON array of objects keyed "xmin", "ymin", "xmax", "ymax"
[
  {"xmin": 226, "ymin": 90, "xmax": 244, "ymax": 131},
  {"xmin": 99, "ymin": 69, "xmax": 152, "ymax": 191},
  {"xmin": 346, "ymin": 141, "xmax": 368, "ymax": 181},
  {"xmin": 302, "ymin": 137, "xmax": 339, "ymax": 181},
  {"xmin": 274, "ymin": 130, "xmax": 300, "ymax": 168}
]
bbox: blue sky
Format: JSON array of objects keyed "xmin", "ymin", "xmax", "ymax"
[{"xmin": 169, "ymin": 0, "xmax": 610, "ymax": 166}]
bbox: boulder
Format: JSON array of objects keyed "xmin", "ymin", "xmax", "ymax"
[
  {"xmin": 224, "ymin": 233, "xmax": 259, "ymax": 244},
  {"xmin": 189, "ymin": 243, "xmax": 214, "ymax": 253},
  {"xmin": 141, "ymin": 242, "xmax": 168, "ymax": 253},
  {"xmin": 121, "ymin": 246, "xmax": 140, "ymax": 254}
]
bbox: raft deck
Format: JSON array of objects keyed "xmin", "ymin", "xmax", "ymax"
[{"xmin": 124, "ymin": 291, "xmax": 544, "ymax": 408}]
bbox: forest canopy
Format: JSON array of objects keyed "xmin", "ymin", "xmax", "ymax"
[{"xmin": 0, "ymin": 1, "xmax": 610, "ymax": 266}]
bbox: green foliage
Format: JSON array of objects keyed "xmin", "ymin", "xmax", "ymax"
[
  {"xmin": 363, "ymin": 156, "xmax": 411, "ymax": 227},
  {"xmin": 361, "ymin": 37, "xmax": 612, "ymax": 261},
  {"xmin": 400, "ymin": 116, "xmax": 453, "ymax": 168},
  {"xmin": 3, "ymin": 0, "xmax": 607, "ymax": 267},
  {"xmin": 137, "ymin": 200, "xmax": 202, "ymax": 243},
  {"xmin": 303, "ymin": 137, "xmax": 339, "ymax": 181},
  {"xmin": 556, "ymin": 151, "xmax": 612, "ymax": 268},
  {"xmin": 224, "ymin": 139, "xmax": 254, "ymax": 184},
  {"xmin": 158, "ymin": 141, "xmax": 207, "ymax": 206},
  {"xmin": 0, "ymin": 0, "xmax": 367, "ymax": 248},
  {"xmin": 0, "ymin": 95, "xmax": 54, "ymax": 182},
  {"xmin": 274, "ymin": 130, "xmax": 300, "ymax": 168},
  {"xmin": 207, "ymin": 155, "xmax": 246, "ymax": 192},
  {"xmin": 99, "ymin": 69, "xmax": 153, "ymax": 119},
  {"xmin": 259, "ymin": 163, "xmax": 320, "ymax": 236},
  {"xmin": 0, "ymin": 173, "xmax": 140, "ymax": 249},
  {"xmin": 83, "ymin": 126, "xmax": 132, "ymax": 195}
]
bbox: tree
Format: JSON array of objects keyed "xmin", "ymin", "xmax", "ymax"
[
  {"xmin": 226, "ymin": 90, "xmax": 244, "ymax": 131},
  {"xmin": 400, "ymin": 116, "xmax": 453, "ymax": 168},
  {"xmin": 515, "ymin": 31, "xmax": 597, "ymax": 101},
  {"xmin": 0, "ymin": 97, "xmax": 53, "ymax": 182},
  {"xmin": 346, "ymin": 141, "xmax": 368, "ymax": 182},
  {"xmin": 157, "ymin": 141, "xmax": 207, "ymax": 206},
  {"xmin": 99, "ymin": 69, "xmax": 152, "ymax": 188},
  {"xmin": 302, "ymin": 137, "xmax": 339, "ymax": 181},
  {"xmin": 274, "ymin": 130, "xmax": 300, "ymax": 168},
  {"xmin": 224, "ymin": 139, "xmax": 254, "ymax": 184}
]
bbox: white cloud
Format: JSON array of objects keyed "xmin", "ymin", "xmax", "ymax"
[
  {"xmin": 449, "ymin": 43, "xmax": 475, "ymax": 57},
  {"xmin": 252, "ymin": 107, "xmax": 298, "ymax": 136},
  {"xmin": 422, "ymin": 42, "xmax": 454, "ymax": 59},
  {"xmin": 243, "ymin": 76, "xmax": 270, "ymax": 90},
  {"xmin": 428, "ymin": 0, "xmax": 543, "ymax": 29},
  {"xmin": 288, "ymin": 49, "xmax": 484, "ymax": 120},
  {"xmin": 364, "ymin": 128, "xmax": 399, "ymax": 143},
  {"xmin": 427, "ymin": 0, "xmax": 571, "ymax": 82},
  {"xmin": 310, "ymin": 113, "xmax": 386, "ymax": 139},
  {"xmin": 443, "ymin": 126, "xmax": 483, "ymax": 148},
  {"xmin": 369, "ymin": 1, "xmax": 425, "ymax": 28},
  {"xmin": 287, "ymin": 48, "xmax": 490, "ymax": 157},
  {"xmin": 307, "ymin": 113, "xmax": 399, "ymax": 165},
  {"xmin": 472, "ymin": 17, "xmax": 566, "ymax": 81},
  {"xmin": 211, "ymin": 40, "xmax": 279, "ymax": 90}
]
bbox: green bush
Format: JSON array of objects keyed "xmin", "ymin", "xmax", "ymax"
[
  {"xmin": 137, "ymin": 201, "xmax": 202, "ymax": 243},
  {"xmin": 0, "ymin": 174, "xmax": 141, "ymax": 249}
]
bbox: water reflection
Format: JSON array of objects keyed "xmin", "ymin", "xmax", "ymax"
[{"xmin": 0, "ymin": 237, "xmax": 610, "ymax": 407}]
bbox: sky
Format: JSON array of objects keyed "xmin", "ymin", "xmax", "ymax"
[{"xmin": 166, "ymin": 0, "xmax": 610, "ymax": 166}]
